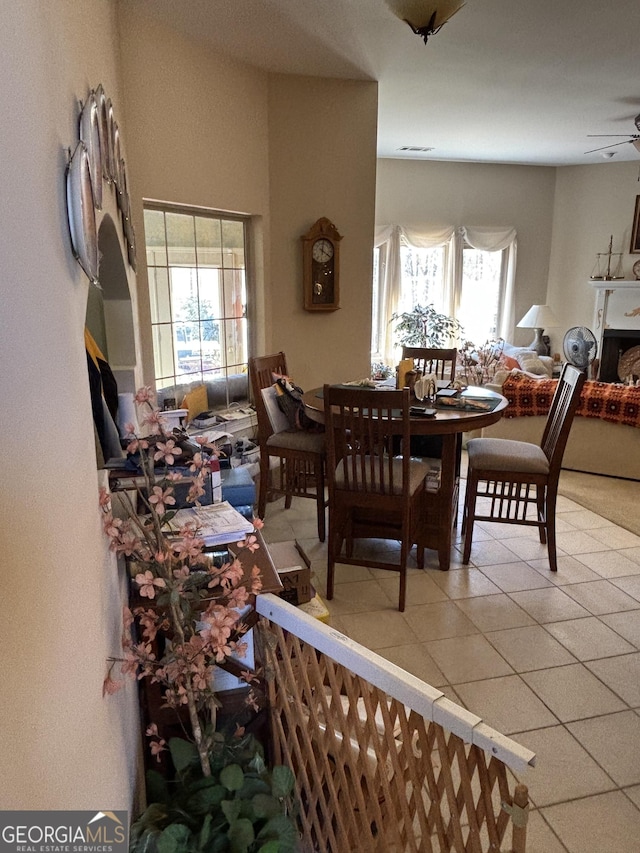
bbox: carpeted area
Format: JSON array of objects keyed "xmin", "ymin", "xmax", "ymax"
[{"xmin": 558, "ymin": 469, "xmax": 640, "ymax": 536}]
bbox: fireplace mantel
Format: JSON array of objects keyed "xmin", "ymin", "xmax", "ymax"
[{"xmin": 590, "ymin": 280, "xmax": 640, "ymax": 381}]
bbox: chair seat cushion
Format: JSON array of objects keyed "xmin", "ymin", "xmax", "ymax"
[
  {"xmin": 467, "ymin": 437, "xmax": 549, "ymax": 475},
  {"xmin": 267, "ymin": 429, "xmax": 325, "ymax": 454},
  {"xmin": 335, "ymin": 455, "xmax": 429, "ymax": 495}
]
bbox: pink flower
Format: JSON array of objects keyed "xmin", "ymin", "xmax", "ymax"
[
  {"xmin": 238, "ymin": 533, "xmax": 260, "ymax": 553},
  {"xmin": 102, "ymin": 673, "xmax": 123, "ymax": 696},
  {"xmin": 98, "ymin": 487, "xmax": 111, "ymax": 509},
  {"xmin": 188, "ymin": 452, "xmax": 204, "ymax": 472},
  {"xmin": 253, "ymin": 518, "xmax": 264, "ymax": 531},
  {"xmin": 141, "ymin": 409, "xmax": 167, "ymax": 436},
  {"xmin": 186, "ymin": 479, "xmax": 206, "ymax": 504},
  {"xmin": 124, "ymin": 421, "xmax": 137, "ymax": 435},
  {"xmin": 134, "ymin": 386, "xmax": 153, "ymax": 404},
  {"xmin": 148, "ymin": 486, "xmax": 175, "ymax": 516},
  {"xmin": 135, "ymin": 570, "xmax": 166, "ymax": 599},
  {"xmin": 154, "ymin": 439, "xmax": 182, "ymax": 466},
  {"xmin": 150, "ymin": 739, "xmax": 167, "ymax": 761},
  {"xmin": 173, "ymin": 535, "xmax": 205, "ymax": 562}
]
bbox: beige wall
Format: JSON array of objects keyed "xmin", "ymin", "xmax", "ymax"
[
  {"xmin": 375, "ymin": 158, "xmax": 557, "ymax": 347},
  {"xmin": 0, "ymin": 0, "xmax": 139, "ymax": 809},
  {"xmin": 117, "ymin": 6, "xmax": 379, "ymax": 394},
  {"xmin": 115, "ymin": 4, "xmax": 272, "ymax": 384},
  {"xmin": 547, "ymin": 162, "xmax": 639, "ymax": 353},
  {"xmin": 267, "ymin": 75, "xmax": 379, "ymax": 389}
]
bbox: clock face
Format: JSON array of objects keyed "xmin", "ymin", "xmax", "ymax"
[{"xmin": 312, "ymin": 238, "xmax": 334, "ymax": 264}]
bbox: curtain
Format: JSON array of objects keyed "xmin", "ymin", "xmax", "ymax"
[{"xmin": 374, "ymin": 224, "xmax": 518, "ymax": 364}]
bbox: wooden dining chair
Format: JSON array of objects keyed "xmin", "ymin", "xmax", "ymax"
[
  {"xmin": 249, "ymin": 352, "xmax": 326, "ymax": 541},
  {"xmin": 462, "ymin": 363, "xmax": 586, "ymax": 571},
  {"xmin": 401, "ymin": 346, "xmax": 458, "ymax": 383},
  {"xmin": 323, "ymin": 384, "xmax": 429, "ymax": 612},
  {"xmin": 401, "ymin": 346, "xmax": 459, "ymax": 462}
]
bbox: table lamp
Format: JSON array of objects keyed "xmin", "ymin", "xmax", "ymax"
[{"xmin": 517, "ymin": 304, "xmax": 559, "ymax": 356}]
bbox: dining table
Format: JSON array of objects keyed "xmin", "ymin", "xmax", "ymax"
[{"xmin": 302, "ymin": 384, "xmax": 508, "ymax": 571}]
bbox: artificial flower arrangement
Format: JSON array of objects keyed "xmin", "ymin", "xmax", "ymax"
[
  {"xmin": 100, "ymin": 387, "xmax": 298, "ymax": 852},
  {"xmin": 458, "ymin": 338, "xmax": 505, "ymax": 386}
]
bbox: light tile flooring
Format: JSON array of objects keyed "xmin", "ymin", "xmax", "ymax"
[{"xmin": 260, "ymin": 470, "xmax": 640, "ymax": 853}]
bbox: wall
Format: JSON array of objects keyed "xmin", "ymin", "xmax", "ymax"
[
  {"xmin": 116, "ymin": 7, "xmax": 379, "ymax": 395},
  {"xmin": 0, "ymin": 0, "xmax": 139, "ymax": 809},
  {"xmin": 267, "ymin": 75, "xmax": 379, "ymax": 389},
  {"xmin": 375, "ymin": 158, "xmax": 557, "ymax": 347},
  {"xmin": 547, "ymin": 161, "xmax": 639, "ymax": 354},
  {"xmin": 115, "ymin": 5, "xmax": 272, "ymax": 386}
]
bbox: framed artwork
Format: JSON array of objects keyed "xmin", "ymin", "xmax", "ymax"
[{"xmin": 630, "ymin": 195, "xmax": 640, "ymax": 254}]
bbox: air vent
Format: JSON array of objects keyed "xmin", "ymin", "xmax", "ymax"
[{"xmin": 397, "ymin": 146, "xmax": 434, "ymax": 153}]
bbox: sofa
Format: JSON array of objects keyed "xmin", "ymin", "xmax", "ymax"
[{"xmin": 477, "ymin": 346, "xmax": 640, "ymax": 481}]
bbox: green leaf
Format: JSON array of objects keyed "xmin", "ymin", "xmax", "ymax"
[
  {"xmin": 251, "ymin": 793, "xmax": 281, "ymax": 820},
  {"xmin": 156, "ymin": 823, "xmax": 193, "ymax": 853},
  {"xmin": 221, "ymin": 798, "xmax": 242, "ymax": 825},
  {"xmin": 198, "ymin": 814, "xmax": 212, "ymax": 851},
  {"xmin": 248, "ymin": 752, "xmax": 266, "ymax": 776},
  {"xmin": 187, "ymin": 784, "xmax": 227, "ymax": 815},
  {"xmin": 271, "ymin": 765, "xmax": 295, "ymax": 799},
  {"xmin": 144, "ymin": 771, "xmax": 170, "ymax": 806},
  {"xmin": 169, "ymin": 737, "xmax": 199, "ymax": 773},
  {"xmin": 220, "ymin": 763, "xmax": 245, "ymax": 791},
  {"xmin": 227, "ymin": 818, "xmax": 255, "ymax": 853},
  {"xmin": 256, "ymin": 814, "xmax": 299, "ymax": 847},
  {"xmin": 257, "ymin": 841, "xmax": 284, "ymax": 853}
]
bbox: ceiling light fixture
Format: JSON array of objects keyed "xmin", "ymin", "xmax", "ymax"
[{"xmin": 387, "ymin": 0, "xmax": 466, "ymax": 44}]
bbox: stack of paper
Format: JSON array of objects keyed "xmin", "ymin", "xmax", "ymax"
[{"xmin": 169, "ymin": 500, "xmax": 254, "ymax": 546}]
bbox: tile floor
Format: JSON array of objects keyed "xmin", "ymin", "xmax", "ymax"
[{"xmin": 260, "ymin": 468, "xmax": 640, "ymax": 853}]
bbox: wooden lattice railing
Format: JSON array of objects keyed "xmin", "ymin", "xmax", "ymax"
[{"xmin": 255, "ymin": 594, "xmax": 535, "ymax": 853}]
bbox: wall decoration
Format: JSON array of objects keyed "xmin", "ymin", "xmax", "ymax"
[
  {"xmin": 301, "ymin": 217, "xmax": 342, "ymax": 311},
  {"xmin": 65, "ymin": 84, "xmax": 137, "ymax": 282},
  {"xmin": 630, "ymin": 195, "xmax": 640, "ymax": 254},
  {"xmin": 66, "ymin": 141, "xmax": 98, "ymax": 283}
]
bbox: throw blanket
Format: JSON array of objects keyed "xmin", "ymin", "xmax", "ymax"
[{"xmin": 502, "ymin": 372, "xmax": 640, "ymax": 429}]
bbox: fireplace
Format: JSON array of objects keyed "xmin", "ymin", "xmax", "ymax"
[{"xmin": 591, "ymin": 280, "xmax": 640, "ymax": 382}]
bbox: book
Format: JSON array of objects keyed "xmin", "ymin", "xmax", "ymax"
[{"xmin": 169, "ymin": 500, "xmax": 254, "ymax": 546}]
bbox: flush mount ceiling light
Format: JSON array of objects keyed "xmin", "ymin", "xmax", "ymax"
[{"xmin": 386, "ymin": 0, "xmax": 466, "ymax": 44}]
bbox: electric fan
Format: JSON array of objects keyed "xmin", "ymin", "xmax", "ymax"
[{"xmin": 563, "ymin": 327, "xmax": 597, "ymax": 373}]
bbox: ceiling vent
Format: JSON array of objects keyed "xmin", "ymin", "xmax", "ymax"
[{"xmin": 397, "ymin": 146, "xmax": 434, "ymax": 153}]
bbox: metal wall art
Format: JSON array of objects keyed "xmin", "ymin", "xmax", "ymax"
[{"xmin": 66, "ymin": 83, "xmax": 137, "ymax": 283}]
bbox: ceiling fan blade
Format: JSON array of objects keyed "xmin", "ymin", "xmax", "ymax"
[
  {"xmin": 586, "ymin": 134, "xmax": 634, "ymax": 138},
  {"xmin": 584, "ymin": 139, "xmax": 636, "ymax": 154}
]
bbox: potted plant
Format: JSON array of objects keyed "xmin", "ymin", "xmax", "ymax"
[
  {"xmin": 391, "ymin": 303, "xmax": 463, "ymax": 348},
  {"xmin": 100, "ymin": 387, "xmax": 298, "ymax": 851}
]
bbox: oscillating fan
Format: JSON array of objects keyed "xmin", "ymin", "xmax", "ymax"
[{"xmin": 563, "ymin": 327, "xmax": 598, "ymax": 373}]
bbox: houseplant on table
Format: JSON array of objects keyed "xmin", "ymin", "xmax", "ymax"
[
  {"xmin": 101, "ymin": 387, "xmax": 297, "ymax": 852},
  {"xmin": 391, "ymin": 303, "xmax": 463, "ymax": 348}
]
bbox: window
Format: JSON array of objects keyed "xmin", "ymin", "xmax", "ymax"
[
  {"xmin": 144, "ymin": 204, "xmax": 250, "ymax": 407},
  {"xmin": 458, "ymin": 246, "xmax": 505, "ymax": 345},
  {"xmin": 371, "ymin": 226, "xmax": 516, "ymax": 365},
  {"xmin": 398, "ymin": 245, "xmax": 446, "ymax": 315}
]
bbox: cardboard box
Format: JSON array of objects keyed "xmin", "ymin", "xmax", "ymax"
[{"xmin": 268, "ymin": 540, "xmax": 312, "ymax": 606}]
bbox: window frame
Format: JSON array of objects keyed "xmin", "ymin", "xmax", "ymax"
[{"xmin": 143, "ymin": 201, "xmax": 253, "ymax": 409}]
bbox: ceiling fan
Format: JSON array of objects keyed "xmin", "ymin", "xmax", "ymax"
[{"xmin": 585, "ymin": 114, "xmax": 640, "ymax": 154}]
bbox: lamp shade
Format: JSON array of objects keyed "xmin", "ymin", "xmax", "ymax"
[
  {"xmin": 386, "ymin": 0, "xmax": 465, "ymax": 34},
  {"xmin": 517, "ymin": 304, "xmax": 559, "ymax": 330}
]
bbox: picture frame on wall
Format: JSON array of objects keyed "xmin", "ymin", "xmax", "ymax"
[{"xmin": 630, "ymin": 195, "xmax": 640, "ymax": 254}]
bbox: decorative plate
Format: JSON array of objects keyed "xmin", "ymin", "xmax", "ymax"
[
  {"xmin": 66, "ymin": 141, "xmax": 98, "ymax": 283},
  {"xmin": 95, "ymin": 85, "xmax": 111, "ymax": 182},
  {"xmin": 78, "ymin": 91, "xmax": 102, "ymax": 209},
  {"xmin": 618, "ymin": 345, "xmax": 640, "ymax": 381},
  {"xmin": 633, "ymin": 259, "xmax": 640, "ymax": 280}
]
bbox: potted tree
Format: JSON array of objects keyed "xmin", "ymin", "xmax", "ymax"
[{"xmin": 392, "ymin": 303, "xmax": 463, "ymax": 348}]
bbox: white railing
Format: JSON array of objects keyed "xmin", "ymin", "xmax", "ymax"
[{"xmin": 256, "ymin": 593, "xmax": 535, "ymax": 853}]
